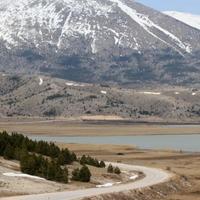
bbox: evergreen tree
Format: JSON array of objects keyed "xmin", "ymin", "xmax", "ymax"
[
  {"xmin": 46, "ymin": 161, "xmax": 56, "ymax": 180},
  {"xmin": 79, "ymin": 165, "xmax": 91, "ymax": 182},
  {"xmin": 94, "ymin": 159, "xmax": 100, "ymax": 167},
  {"xmin": 3, "ymin": 144, "xmax": 14, "ymax": 160},
  {"xmin": 107, "ymin": 164, "xmax": 114, "ymax": 173},
  {"xmin": 62, "ymin": 167, "xmax": 69, "ymax": 183},
  {"xmin": 71, "ymin": 152, "xmax": 77, "ymax": 162},
  {"xmin": 20, "ymin": 154, "xmax": 37, "ymax": 175},
  {"xmin": 80, "ymin": 155, "xmax": 87, "ymax": 165},
  {"xmin": 99, "ymin": 161, "xmax": 106, "ymax": 168},
  {"xmin": 54, "ymin": 164, "xmax": 64, "ymax": 182},
  {"xmin": 114, "ymin": 166, "xmax": 121, "ymax": 174},
  {"xmin": 71, "ymin": 168, "xmax": 80, "ymax": 181}
]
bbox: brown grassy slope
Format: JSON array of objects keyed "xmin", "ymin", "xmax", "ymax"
[{"xmin": 0, "ymin": 74, "xmax": 200, "ymax": 122}]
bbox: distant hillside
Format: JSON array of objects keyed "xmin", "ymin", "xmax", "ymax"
[{"xmin": 0, "ymin": 73, "xmax": 200, "ymax": 122}]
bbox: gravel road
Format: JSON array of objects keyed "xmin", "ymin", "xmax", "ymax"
[{"xmin": 1, "ymin": 162, "xmax": 171, "ymax": 200}]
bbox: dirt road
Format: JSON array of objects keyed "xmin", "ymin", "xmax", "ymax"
[{"xmin": 1, "ymin": 162, "xmax": 171, "ymax": 200}]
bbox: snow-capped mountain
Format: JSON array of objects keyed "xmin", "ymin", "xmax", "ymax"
[
  {"xmin": 0, "ymin": 0, "xmax": 200, "ymax": 85},
  {"xmin": 164, "ymin": 11, "xmax": 200, "ymax": 30},
  {"xmin": 0, "ymin": 0, "xmax": 197, "ymax": 53}
]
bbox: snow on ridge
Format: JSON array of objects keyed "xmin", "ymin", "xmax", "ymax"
[
  {"xmin": 0, "ymin": 0, "xmax": 193, "ymax": 54},
  {"xmin": 129, "ymin": 174, "xmax": 139, "ymax": 180},
  {"xmin": 101, "ymin": 90, "xmax": 107, "ymax": 94},
  {"xmin": 109, "ymin": 0, "xmax": 192, "ymax": 54},
  {"xmin": 57, "ymin": 11, "xmax": 72, "ymax": 48},
  {"xmin": 39, "ymin": 77, "xmax": 43, "ymax": 86},
  {"xmin": 66, "ymin": 82, "xmax": 85, "ymax": 87},
  {"xmin": 164, "ymin": 11, "xmax": 200, "ymax": 30},
  {"xmin": 139, "ymin": 91, "xmax": 161, "ymax": 95},
  {"xmin": 0, "ymin": 0, "xmax": 113, "ymax": 49},
  {"xmin": 3, "ymin": 172, "xmax": 45, "ymax": 180}
]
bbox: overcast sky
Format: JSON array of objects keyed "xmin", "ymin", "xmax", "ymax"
[{"xmin": 136, "ymin": 0, "xmax": 200, "ymax": 14}]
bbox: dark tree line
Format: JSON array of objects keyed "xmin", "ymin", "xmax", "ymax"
[
  {"xmin": 80, "ymin": 155, "xmax": 106, "ymax": 168},
  {"xmin": 0, "ymin": 131, "xmax": 77, "ymax": 164},
  {"xmin": 0, "ymin": 131, "xmax": 76, "ymax": 183},
  {"xmin": 0, "ymin": 131, "xmax": 119, "ymax": 184},
  {"xmin": 20, "ymin": 151, "xmax": 68, "ymax": 183},
  {"xmin": 107, "ymin": 164, "xmax": 121, "ymax": 174}
]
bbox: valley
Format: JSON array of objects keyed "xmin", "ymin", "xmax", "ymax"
[{"xmin": 0, "ymin": 0, "xmax": 199, "ymax": 200}]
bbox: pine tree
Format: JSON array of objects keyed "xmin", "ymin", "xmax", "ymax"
[
  {"xmin": 20, "ymin": 154, "xmax": 37, "ymax": 175},
  {"xmin": 71, "ymin": 168, "xmax": 80, "ymax": 181},
  {"xmin": 99, "ymin": 161, "xmax": 106, "ymax": 168},
  {"xmin": 107, "ymin": 164, "xmax": 114, "ymax": 173},
  {"xmin": 114, "ymin": 166, "xmax": 121, "ymax": 174},
  {"xmin": 3, "ymin": 144, "xmax": 14, "ymax": 160},
  {"xmin": 71, "ymin": 152, "xmax": 77, "ymax": 162},
  {"xmin": 46, "ymin": 161, "xmax": 56, "ymax": 180},
  {"xmin": 54, "ymin": 165, "xmax": 63, "ymax": 182},
  {"xmin": 80, "ymin": 155, "xmax": 87, "ymax": 165},
  {"xmin": 62, "ymin": 167, "xmax": 68, "ymax": 183},
  {"xmin": 79, "ymin": 165, "xmax": 91, "ymax": 182}
]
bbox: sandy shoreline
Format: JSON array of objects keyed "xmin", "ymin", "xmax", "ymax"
[{"xmin": 0, "ymin": 118, "xmax": 200, "ymax": 136}]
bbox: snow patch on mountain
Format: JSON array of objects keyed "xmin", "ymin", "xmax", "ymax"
[
  {"xmin": 164, "ymin": 11, "xmax": 200, "ymax": 30},
  {"xmin": 39, "ymin": 77, "xmax": 43, "ymax": 86},
  {"xmin": 0, "ymin": 0, "xmax": 195, "ymax": 55},
  {"xmin": 3, "ymin": 172, "xmax": 45, "ymax": 180},
  {"xmin": 0, "ymin": 0, "xmax": 114, "ymax": 49},
  {"xmin": 110, "ymin": 0, "xmax": 192, "ymax": 53}
]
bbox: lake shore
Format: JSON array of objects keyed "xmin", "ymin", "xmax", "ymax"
[
  {"xmin": 0, "ymin": 118, "xmax": 200, "ymax": 136},
  {"xmin": 1, "ymin": 142, "xmax": 200, "ymax": 200}
]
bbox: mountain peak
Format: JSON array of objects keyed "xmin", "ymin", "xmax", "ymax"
[
  {"xmin": 163, "ymin": 11, "xmax": 200, "ymax": 30},
  {"xmin": 0, "ymin": 0, "xmax": 196, "ymax": 54}
]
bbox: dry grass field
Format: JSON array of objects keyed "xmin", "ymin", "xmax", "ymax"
[{"xmin": 0, "ymin": 119, "xmax": 200, "ymax": 136}]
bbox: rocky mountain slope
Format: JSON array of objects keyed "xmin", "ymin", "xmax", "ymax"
[
  {"xmin": 164, "ymin": 11, "xmax": 200, "ymax": 30},
  {"xmin": 0, "ymin": 73, "xmax": 200, "ymax": 122},
  {"xmin": 0, "ymin": 0, "xmax": 200, "ymax": 86}
]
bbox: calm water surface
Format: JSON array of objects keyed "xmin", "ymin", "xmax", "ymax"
[{"xmin": 29, "ymin": 134, "xmax": 200, "ymax": 152}]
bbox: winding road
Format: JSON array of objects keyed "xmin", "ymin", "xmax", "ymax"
[{"xmin": 1, "ymin": 162, "xmax": 171, "ymax": 200}]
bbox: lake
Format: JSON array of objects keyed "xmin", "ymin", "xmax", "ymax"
[{"xmin": 29, "ymin": 134, "xmax": 200, "ymax": 152}]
